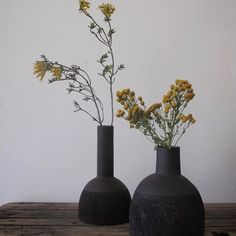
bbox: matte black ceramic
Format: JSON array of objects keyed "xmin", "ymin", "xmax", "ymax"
[
  {"xmin": 129, "ymin": 146, "xmax": 205, "ymax": 236},
  {"xmin": 79, "ymin": 126, "xmax": 131, "ymax": 225}
]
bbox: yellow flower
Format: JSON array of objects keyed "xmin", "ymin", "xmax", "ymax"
[
  {"xmin": 34, "ymin": 61, "xmax": 47, "ymax": 81},
  {"xmin": 98, "ymin": 3, "xmax": 115, "ymax": 18},
  {"xmin": 181, "ymin": 116, "xmax": 188, "ymax": 123},
  {"xmin": 116, "ymin": 91, "xmax": 121, "ymax": 97},
  {"xmin": 130, "ymin": 96, "xmax": 135, "ymax": 102},
  {"xmin": 122, "ymin": 94, "xmax": 127, "ymax": 100},
  {"xmin": 184, "ymin": 92, "xmax": 195, "ymax": 101},
  {"xmin": 186, "ymin": 83, "xmax": 192, "ymax": 89},
  {"xmin": 171, "ymin": 101, "xmax": 177, "ymax": 108},
  {"xmin": 172, "ymin": 91, "xmax": 177, "ymax": 98},
  {"xmin": 124, "ymin": 103, "xmax": 129, "ymax": 110},
  {"xmin": 124, "ymin": 88, "xmax": 130, "ymax": 94},
  {"xmin": 119, "ymin": 90, "xmax": 125, "ymax": 97},
  {"xmin": 126, "ymin": 114, "xmax": 131, "ymax": 120},
  {"xmin": 162, "ymin": 95, "xmax": 169, "ymax": 103},
  {"xmin": 178, "ymin": 85, "xmax": 185, "ymax": 92},
  {"xmin": 116, "ymin": 109, "xmax": 124, "ymax": 117},
  {"xmin": 79, "ymin": 0, "xmax": 90, "ymax": 12},
  {"xmin": 126, "ymin": 88, "xmax": 130, "ymax": 93},
  {"xmin": 130, "ymin": 91, "xmax": 135, "ymax": 96},
  {"xmin": 50, "ymin": 66, "xmax": 62, "ymax": 80},
  {"xmin": 167, "ymin": 91, "xmax": 173, "ymax": 97},
  {"xmin": 133, "ymin": 104, "xmax": 139, "ymax": 113},
  {"xmin": 177, "ymin": 115, "xmax": 183, "ymax": 120},
  {"xmin": 173, "ymin": 86, "xmax": 179, "ymax": 92},
  {"xmin": 128, "ymin": 107, "xmax": 133, "ymax": 114},
  {"xmin": 188, "ymin": 114, "xmax": 193, "ymax": 119},
  {"xmin": 164, "ymin": 107, "xmax": 170, "ymax": 113},
  {"xmin": 165, "ymin": 104, "xmax": 171, "ymax": 109},
  {"xmin": 188, "ymin": 114, "xmax": 196, "ymax": 124},
  {"xmin": 175, "ymin": 79, "xmax": 181, "ymax": 84}
]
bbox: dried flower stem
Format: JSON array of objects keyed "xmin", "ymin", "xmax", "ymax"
[{"xmin": 34, "ymin": 2, "xmax": 124, "ymax": 125}]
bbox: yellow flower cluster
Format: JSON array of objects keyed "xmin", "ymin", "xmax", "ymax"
[
  {"xmin": 79, "ymin": 0, "xmax": 90, "ymax": 12},
  {"xmin": 98, "ymin": 3, "xmax": 115, "ymax": 18},
  {"xmin": 116, "ymin": 81, "xmax": 196, "ymax": 148},
  {"xmin": 34, "ymin": 61, "xmax": 47, "ymax": 81},
  {"xmin": 144, "ymin": 103, "xmax": 162, "ymax": 118},
  {"xmin": 34, "ymin": 61, "xmax": 63, "ymax": 81},
  {"xmin": 178, "ymin": 114, "xmax": 196, "ymax": 124},
  {"xmin": 51, "ymin": 66, "xmax": 62, "ymax": 80},
  {"xmin": 116, "ymin": 89, "xmax": 164, "ymax": 129},
  {"xmin": 162, "ymin": 79, "xmax": 195, "ymax": 114},
  {"xmin": 116, "ymin": 89, "xmax": 144, "ymax": 127}
]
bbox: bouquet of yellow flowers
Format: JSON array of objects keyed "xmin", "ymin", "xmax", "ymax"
[{"xmin": 116, "ymin": 80, "xmax": 196, "ymax": 149}]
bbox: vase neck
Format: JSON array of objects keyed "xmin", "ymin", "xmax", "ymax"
[
  {"xmin": 156, "ymin": 147, "xmax": 181, "ymax": 175},
  {"xmin": 97, "ymin": 126, "xmax": 114, "ymax": 177}
]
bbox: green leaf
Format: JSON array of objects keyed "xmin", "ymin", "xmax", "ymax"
[
  {"xmin": 118, "ymin": 64, "xmax": 125, "ymax": 70},
  {"xmin": 89, "ymin": 22, "xmax": 96, "ymax": 29},
  {"xmin": 101, "ymin": 65, "xmax": 113, "ymax": 76},
  {"xmin": 98, "ymin": 53, "xmax": 108, "ymax": 64},
  {"xmin": 108, "ymin": 29, "xmax": 116, "ymax": 37}
]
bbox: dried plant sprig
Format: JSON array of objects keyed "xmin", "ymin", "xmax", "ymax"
[
  {"xmin": 79, "ymin": 1, "xmax": 124, "ymax": 125},
  {"xmin": 34, "ymin": 55, "xmax": 104, "ymax": 125},
  {"xmin": 116, "ymin": 80, "xmax": 196, "ymax": 149},
  {"xmin": 34, "ymin": 1, "xmax": 124, "ymax": 126}
]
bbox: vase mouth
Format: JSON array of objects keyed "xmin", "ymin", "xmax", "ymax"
[
  {"xmin": 156, "ymin": 146, "xmax": 180, "ymax": 151},
  {"xmin": 97, "ymin": 125, "xmax": 114, "ymax": 132}
]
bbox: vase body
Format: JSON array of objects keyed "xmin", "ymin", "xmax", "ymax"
[
  {"xmin": 129, "ymin": 147, "xmax": 205, "ymax": 236},
  {"xmin": 79, "ymin": 126, "xmax": 131, "ymax": 225}
]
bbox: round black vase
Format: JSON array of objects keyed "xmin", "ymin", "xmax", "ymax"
[
  {"xmin": 129, "ymin": 147, "xmax": 205, "ymax": 236},
  {"xmin": 79, "ymin": 126, "xmax": 131, "ymax": 225}
]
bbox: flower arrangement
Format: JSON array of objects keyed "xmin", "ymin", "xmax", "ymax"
[
  {"xmin": 116, "ymin": 80, "xmax": 196, "ymax": 149},
  {"xmin": 33, "ymin": 0, "xmax": 124, "ymax": 126}
]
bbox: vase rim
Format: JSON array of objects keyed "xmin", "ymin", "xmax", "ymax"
[
  {"xmin": 156, "ymin": 146, "xmax": 180, "ymax": 150},
  {"xmin": 97, "ymin": 125, "xmax": 114, "ymax": 127}
]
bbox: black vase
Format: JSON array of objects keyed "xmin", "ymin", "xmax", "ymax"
[
  {"xmin": 129, "ymin": 146, "xmax": 205, "ymax": 236},
  {"xmin": 79, "ymin": 125, "xmax": 131, "ymax": 225}
]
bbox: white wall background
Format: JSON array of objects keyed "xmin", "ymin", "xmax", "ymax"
[{"xmin": 0, "ymin": 0, "xmax": 236, "ymax": 205}]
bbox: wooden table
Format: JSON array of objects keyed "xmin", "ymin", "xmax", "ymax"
[{"xmin": 0, "ymin": 203, "xmax": 235, "ymax": 235}]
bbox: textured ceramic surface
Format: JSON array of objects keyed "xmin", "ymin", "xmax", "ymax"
[
  {"xmin": 79, "ymin": 126, "xmax": 131, "ymax": 225},
  {"xmin": 129, "ymin": 147, "xmax": 205, "ymax": 236}
]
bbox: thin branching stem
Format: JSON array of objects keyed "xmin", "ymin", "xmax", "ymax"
[{"xmin": 36, "ymin": 5, "xmax": 123, "ymax": 126}]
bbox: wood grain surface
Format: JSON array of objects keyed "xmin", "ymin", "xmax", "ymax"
[{"xmin": 0, "ymin": 203, "xmax": 235, "ymax": 235}]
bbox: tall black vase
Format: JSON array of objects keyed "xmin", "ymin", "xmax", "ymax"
[
  {"xmin": 129, "ymin": 146, "xmax": 205, "ymax": 236},
  {"xmin": 79, "ymin": 125, "xmax": 131, "ymax": 225}
]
